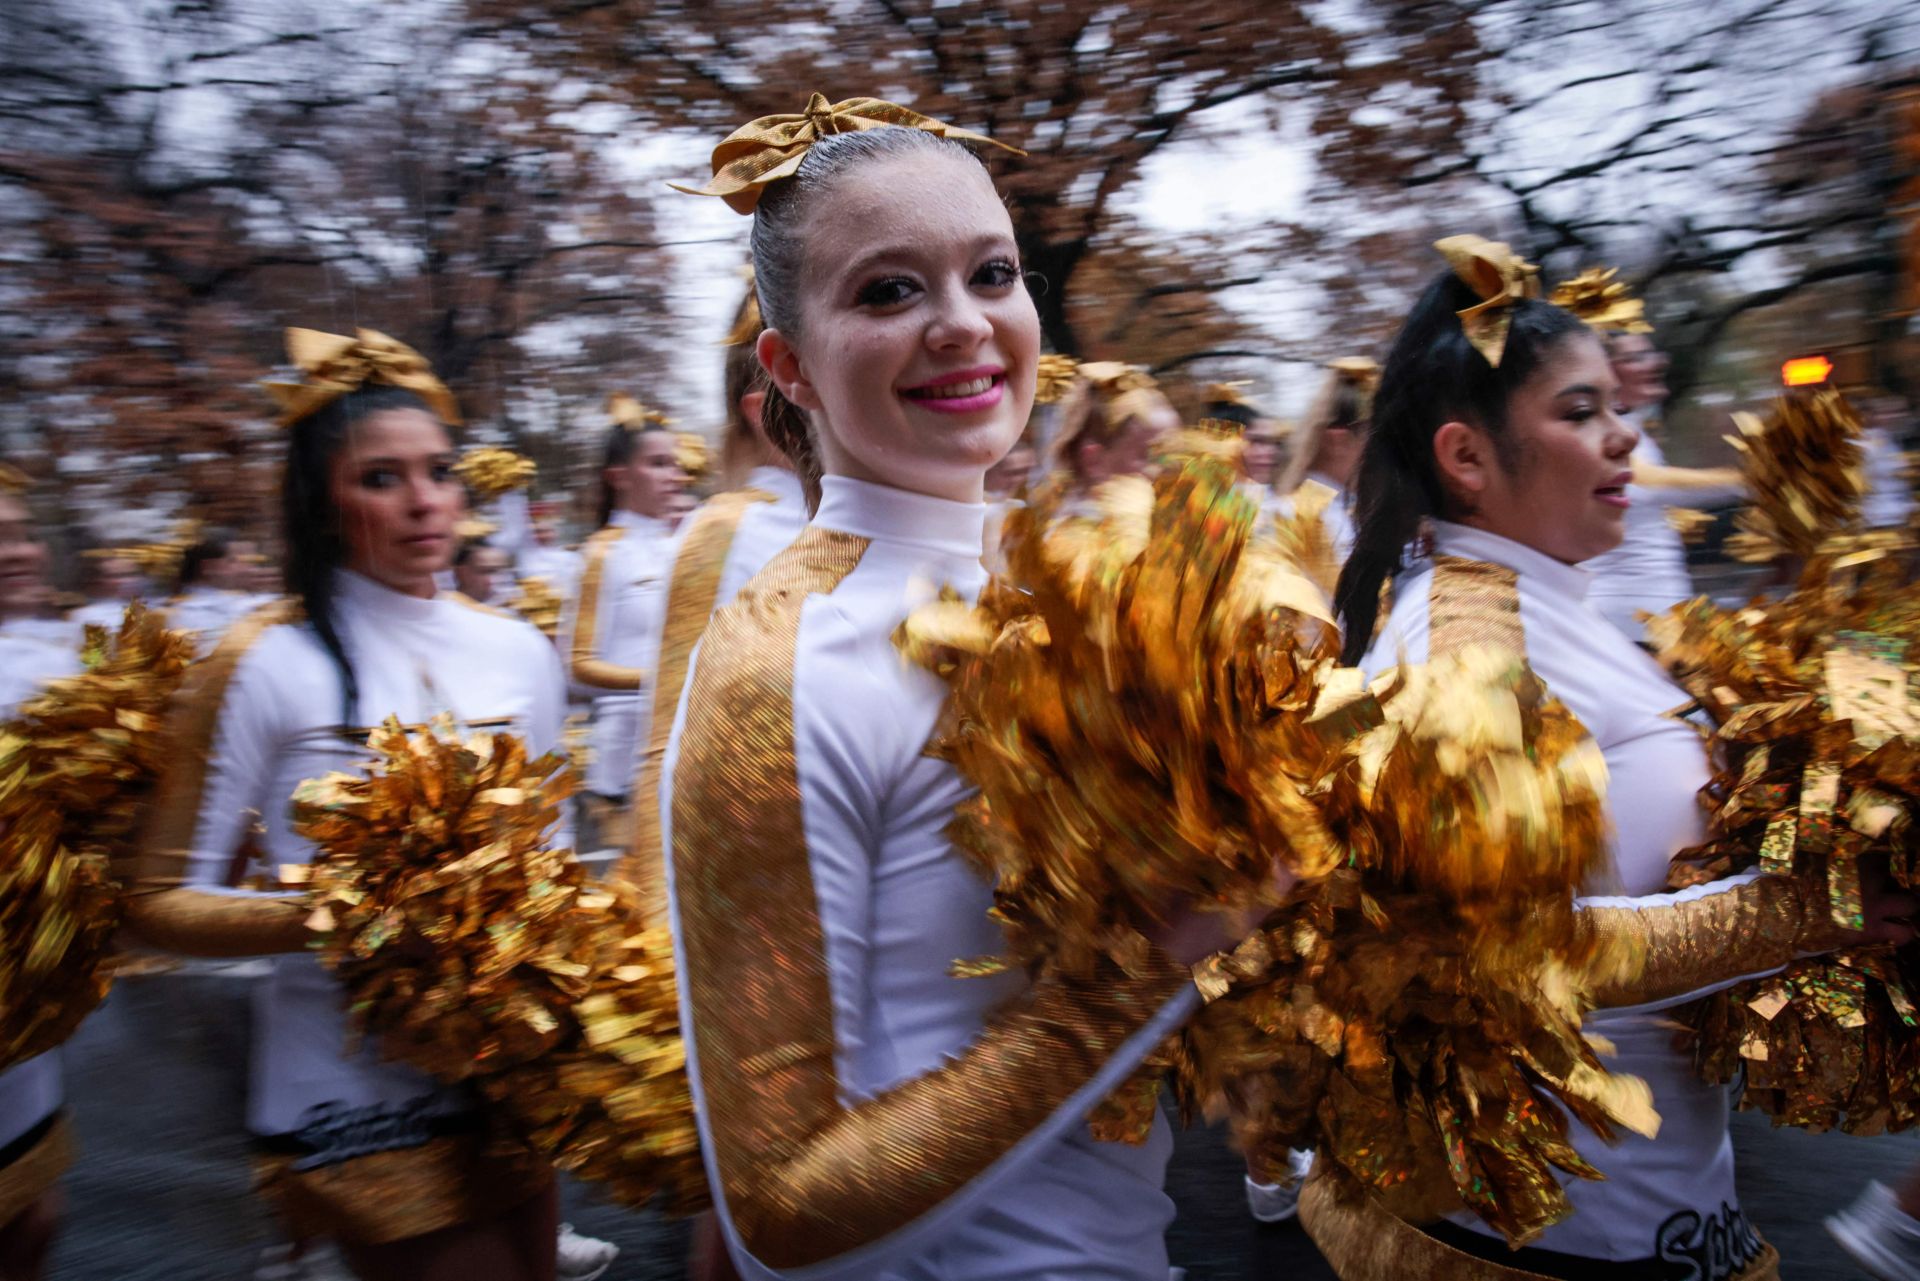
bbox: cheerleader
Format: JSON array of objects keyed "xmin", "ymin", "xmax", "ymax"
[
  {"xmin": 127, "ymin": 329, "xmax": 567, "ymax": 1281},
  {"xmin": 1043, "ymin": 360, "xmax": 1179, "ymax": 517},
  {"xmin": 616, "ymin": 279, "xmax": 807, "ymax": 921},
  {"xmin": 558, "ymin": 397, "xmax": 685, "ymax": 853},
  {"xmin": 1271, "ymin": 357, "xmax": 1378, "ymax": 565},
  {"xmin": 1305, "ymin": 238, "xmax": 1914, "ymax": 1281},
  {"xmin": 1577, "ymin": 327, "xmax": 1745, "ymax": 639},
  {"xmin": 168, "ymin": 531, "xmax": 276, "ymax": 651},
  {"xmin": 0, "ymin": 475, "xmax": 82, "ymax": 1281},
  {"xmin": 662, "ymin": 96, "xmax": 1261, "ymax": 1280}
]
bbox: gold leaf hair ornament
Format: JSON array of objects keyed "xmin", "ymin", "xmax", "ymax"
[
  {"xmin": 669, "ymin": 93, "xmax": 1025, "ymax": 215},
  {"xmin": 0, "ymin": 463, "xmax": 29, "ymax": 496},
  {"xmin": 1548, "ymin": 267, "xmax": 1653, "ymax": 335},
  {"xmin": 674, "ymin": 432, "xmax": 713, "ymax": 482},
  {"xmin": 1434, "ymin": 235, "xmax": 1541, "ymax": 368},
  {"xmin": 1196, "ymin": 381, "xmax": 1263, "ymax": 438},
  {"xmin": 263, "ymin": 328, "xmax": 461, "ymax": 429},
  {"xmin": 453, "ymin": 446, "xmax": 537, "ymax": 506},
  {"xmin": 1033, "ymin": 353, "xmax": 1081, "ymax": 406},
  {"xmin": 607, "ymin": 393, "xmax": 675, "ymax": 432}
]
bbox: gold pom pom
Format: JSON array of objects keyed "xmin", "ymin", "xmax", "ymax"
[
  {"xmin": 1649, "ymin": 555, "xmax": 1920, "ymax": 1135},
  {"xmin": 453, "ymin": 447, "xmax": 538, "ymax": 506},
  {"xmin": 1723, "ymin": 388, "xmax": 1867, "ymax": 563},
  {"xmin": 0, "ymin": 604, "xmax": 199, "ymax": 1068},
  {"xmin": 902, "ymin": 445, "xmax": 1647, "ymax": 1244},
  {"xmin": 295, "ymin": 717, "xmax": 707, "ymax": 1211},
  {"xmin": 674, "ymin": 432, "xmax": 712, "ymax": 484}
]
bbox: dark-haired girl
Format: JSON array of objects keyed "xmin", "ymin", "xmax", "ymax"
[
  {"xmin": 659, "ymin": 98, "xmax": 1251, "ymax": 1281},
  {"xmin": 130, "ymin": 330, "xmax": 566, "ymax": 1281},
  {"xmin": 560, "ymin": 400, "xmax": 684, "ymax": 851},
  {"xmin": 1303, "ymin": 240, "xmax": 1911, "ymax": 1281}
]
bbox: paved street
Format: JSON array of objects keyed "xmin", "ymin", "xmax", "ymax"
[{"xmin": 42, "ymin": 966, "xmax": 1916, "ymax": 1279}]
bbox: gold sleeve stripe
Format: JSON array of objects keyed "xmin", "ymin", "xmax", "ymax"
[
  {"xmin": 619, "ymin": 487, "xmax": 772, "ymax": 918},
  {"xmin": 1579, "ymin": 874, "xmax": 1839, "ymax": 1009},
  {"xmin": 672, "ymin": 525, "xmax": 1193, "ymax": 1269},
  {"xmin": 1429, "ymin": 555, "xmax": 1523, "ymax": 658},
  {"xmin": 569, "ymin": 526, "xmax": 645, "ymax": 692},
  {"xmin": 129, "ymin": 600, "xmax": 311, "ymax": 957}
]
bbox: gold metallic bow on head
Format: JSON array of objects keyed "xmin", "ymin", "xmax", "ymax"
[
  {"xmin": 0, "ymin": 463, "xmax": 29, "ymax": 496},
  {"xmin": 607, "ymin": 393, "xmax": 674, "ymax": 432},
  {"xmin": 1327, "ymin": 356, "xmax": 1379, "ymax": 387},
  {"xmin": 674, "ymin": 432, "xmax": 712, "ymax": 481},
  {"xmin": 263, "ymin": 328, "xmax": 461, "ymax": 428},
  {"xmin": 1435, "ymin": 236, "xmax": 1540, "ymax": 368},
  {"xmin": 1548, "ymin": 267, "xmax": 1653, "ymax": 335},
  {"xmin": 670, "ymin": 93, "xmax": 1024, "ymax": 215},
  {"xmin": 1205, "ymin": 381, "xmax": 1257, "ymax": 408}
]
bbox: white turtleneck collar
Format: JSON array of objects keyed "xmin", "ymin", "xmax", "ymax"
[
  {"xmin": 608, "ymin": 508, "xmax": 672, "ymax": 536},
  {"xmin": 812, "ymin": 475, "xmax": 986, "ymax": 562},
  {"xmin": 334, "ymin": 567, "xmax": 441, "ymax": 623},
  {"xmin": 1430, "ymin": 520, "xmax": 1591, "ymax": 603},
  {"xmin": 746, "ymin": 465, "xmax": 805, "ymax": 508}
]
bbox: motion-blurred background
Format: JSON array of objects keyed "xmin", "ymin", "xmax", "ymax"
[{"xmin": 2, "ymin": 0, "xmax": 1917, "ymax": 569}]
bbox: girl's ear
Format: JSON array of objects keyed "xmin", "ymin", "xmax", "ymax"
[{"xmin": 757, "ymin": 329, "xmax": 823, "ymax": 413}]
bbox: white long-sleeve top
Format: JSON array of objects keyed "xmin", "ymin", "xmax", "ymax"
[
  {"xmin": 0, "ymin": 632, "xmax": 84, "ymax": 1152},
  {"xmin": 662, "ymin": 475, "xmax": 1199, "ymax": 1281},
  {"xmin": 166, "ymin": 585, "xmax": 273, "ymax": 654},
  {"xmin": 1861, "ymin": 424, "xmax": 1915, "ymax": 530},
  {"xmin": 142, "ymin": 570, "xmax": 566, "ymax": 1136},
  {"xmin": 559, "ymin": 510, "xmax": 679, "ymax": 796},
  {"xmin": 1580, "ymin": 420, "xmax": 1745, "ymax": 639},
  {"xmin": 711, "ymin": 467, "xmax": 808, "ymax": 610},
  {"xmin": 517, "ymin": 545, "xmax": 585, "ymax": 597},
  {"xmin": 1368, "ymin": 522, "xmax": 1773, "ymax": 1271}
]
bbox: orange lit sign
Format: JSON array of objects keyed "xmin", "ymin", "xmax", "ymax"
[{"xmin": 1781, "ymin": 355, "xmax": 1833, "ymax": 386}]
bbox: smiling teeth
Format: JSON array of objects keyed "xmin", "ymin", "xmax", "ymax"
[{"xmin": 917, "ymin": 376, "xmax": 994, "ymax": 399}]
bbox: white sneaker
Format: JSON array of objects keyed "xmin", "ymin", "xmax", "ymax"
[
  {"xmin": 1828, "ymin": 1181, "xmax": 1920, "ymax": 1281},
  {"xmin": 1245, "ymin": 1148, "xmax": 1315, "ymax": 1224},
  {"xmin": 557, "ymin": 1222, "xmax": 621, "ymax": 1281}
]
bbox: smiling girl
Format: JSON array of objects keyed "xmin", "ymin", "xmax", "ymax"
[
  {"xmin": 1305, "ymin": 240, "xmax": 1912, "ymax": 1281},
  {"xmin": 659, "ymin": 97, "xmax": 1243, "ymax": 1281},
  {"xmin": 128, "ymin": 330, "xmax": 566, "ymax": 1281}
]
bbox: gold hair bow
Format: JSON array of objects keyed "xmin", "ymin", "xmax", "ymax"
[
  {"xmin": 1435, "ymin": 235, "xmax": 1540, "ymax": 368},
  {"xmin": 1033, "ymin": 354, "xmax": 1080, "ymax": 406},
  {"xmin": 1204, "ymin": 380, "xmax": 1257, "ymax": 408},
  {"xmin": 1078, "ymin": 361, "xmax": 1160, "ymax": 400},
  {"xmin": 263, "ymin": 328, "xmax": 461, "ymax": 428},
  {"xmin": 1327, "ymin": 356, "xmax": 1379, "ymax": 386},
  {"xmin": 674, "ymin": 432, "xmax": 712, "ymax": 481},
  {"xmin": 1548, "ymin": 267, "xmax": 1652, "ymax": 335},
  {"xmin": 0, "ymin": 463, "xmax": 29, "ymax": 496},
  {"xmin": 670, "ymin": 93, "xmax": 1023, "ymax": 215},
  {"xmin": 607, "ymin": 393, "xmax": 675, "ymax": 431}
]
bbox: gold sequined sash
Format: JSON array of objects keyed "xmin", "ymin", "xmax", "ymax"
[{"xmin": 1430, "ymin": 555, "xmax": 1523, "ymax": 657}]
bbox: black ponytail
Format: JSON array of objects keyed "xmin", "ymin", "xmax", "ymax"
[
  {"xmin": 282, "ymin": 384, "xmax": 435, "ymax": 728},
  {"xmin": 1333, "ymin": 272, "xmax": 1589, "ymax": 664}
]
